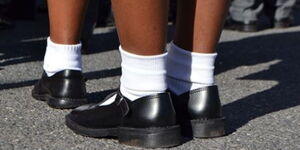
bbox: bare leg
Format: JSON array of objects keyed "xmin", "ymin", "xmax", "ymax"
[
  {"xmin": 174, "ymin": 0, "xmax": 230, "ymax": 53},
  {"xmin": 111, "ymin": 0, "xmax": 169, "ymax": 55},
  {"xmin": 47, "ymin": 0, "xmax": 89, "ymax": 44},
  {"xmin": 32, "ymin": 0, "xmax": 90, "ymax": 109}
]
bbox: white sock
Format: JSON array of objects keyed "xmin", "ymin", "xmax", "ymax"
[
  {"xmin": 166, "ymin": 42, "xmax": 217, "ymax": 95},
  {"xmin": 43, "ymin": 37, "xmax": 82, "ymax": 77},
  {"xmin": 119, "ymin": 46, "xmax": 167, "ymax": 101}
]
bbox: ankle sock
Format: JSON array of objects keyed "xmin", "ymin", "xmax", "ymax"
[
  {"xmin": 166, "ymin": 42, "xmax": 217, "ymax": 95},
  {"xmin": 119, "ymin": 46, "xmax": 167, "ymax": 101},
  {"xmin": 43, "ymin": 37, "xmax": 82, "ymax": 77}
]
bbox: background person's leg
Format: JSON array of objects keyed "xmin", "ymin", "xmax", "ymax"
[
  {"xmin": 0, "ymin": 0, "xmax": 13, "ymax": 30},
  {"xmin": 81, "ymin": 0, "xmax": 99, "ymax": 54},
  {"xmin": 229, "ymin": 0, "xmax": 264, "ymax": 23},
  {"xmin": 226, "ymin": 0, "xmax": 264, "ymax": 32},
  {"xmin": 264, "ymin": 0, "xmax": 296, "ymax": 28}
]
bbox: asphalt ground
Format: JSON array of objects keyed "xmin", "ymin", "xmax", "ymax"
[{"xmin": 0, "ymin": 12, "xmax": 300, "ymax": 150}]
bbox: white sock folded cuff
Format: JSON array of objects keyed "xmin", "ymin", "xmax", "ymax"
[
  {"xmin": 119, "ymin": 46, "xmax": 167, "ymax": 100},
  {"xmin": 43, "ymin": 37, "xmax": 82, "ymax": 76},
  {"xmin": 167, "ymin": 42, "xmax": 217, "ymax": 84}
]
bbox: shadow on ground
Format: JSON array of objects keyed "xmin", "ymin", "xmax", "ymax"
[
  {"xmin": 217, "ymin": 32, "xmax": 300, "ymax": 134},
  {"xmin": 0, "ymin": 67, "xmax": 121, "ymax": 90},
  {"xmin": 0, "ymin": 28, "xmax": 120, "ymax": 67}
]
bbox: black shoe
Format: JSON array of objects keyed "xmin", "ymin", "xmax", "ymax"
[
  {"xmin": 65, "ymin": 91, "xmax": 181, "ymax": 148},
  {"xmin": 273, "ymin": 17, "xmax": 293, "ymax": 28},
  {"xmin": 0, "ymin": 5, "xmax": 13, "ymax": 30},
  {"xmin": 32, "ymin": 70, "xmax": 87, "ymax": 109},
  {"xmin": 224, "ymin": 19, "xmax": 258, "ymax": 32},
  {"xmin": 170, "ymin": 85, "xmax": 225, "ymax": 138},
  {"xmin": 0, "ymin": 16, "xmax": 13, "ymax": 30}
]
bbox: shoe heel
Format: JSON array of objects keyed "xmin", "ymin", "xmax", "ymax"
[
  {"xmin": 47, "ymin": 97, "xmax": 87, "ymax": 109},
  {"xmin": 118, "ymin": 125, "xmax": 182, "ymax": 148},
  {"xmin": 31, "ymin": 86, "xmax": 47, "ymax": 102},
  {"xmin": 191, "ymin": 117, "xmax": 225, "ymax": 138},
  {"xmin": 31, "ymin": 92, "xmax": 46, "ymax": 101}
]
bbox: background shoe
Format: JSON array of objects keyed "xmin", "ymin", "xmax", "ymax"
[
  {"xmin": 273, "ymin": 17, "xmax": 294, "ymax": 28},
  {"xmin": 171, "ymin": 85, "xmax": 226, "ymax": 138},
  {"xmin": 65, "ymin": 90, "xmax": 181, "ymax": 148},
  {"xmin": 0, "ymin": 16, "xmax": 13, "ymax": 30},
  {"xmin": 0, "ymin": 4, "xmax": 13, "ymax": 30},
  {"xmin": 32, "ymin": 70, "xmax": 87, "ymax": 109},
  {"xmin": 224, "ymin": 19, "xmax": 258, "ymax": 32}
]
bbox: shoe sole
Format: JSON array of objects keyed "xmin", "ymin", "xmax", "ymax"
[
  {"xmin": 225, "ymin": 24, "xmax": 257, "ymax": 32},
  {"xmin": 65, "ymin": 115, "xmax": 119, "ymax": 137},
  {"xmin": 273, "ymin": 22, "xmax": 292, "ymax": 28},
  {"xmin": 32, "ymin": 90, "xmax": 87, "ymax": 109},
  {"xmin": 238, "ymin": 25, "xmax": 257, "ymax": 32},
  {"xmin": 181, "ymin": 117, "xmax": 225, "ymax": 138},
  {"xmin": 65, "ymin": 115, "xmax": 182, "ymax": 148}
]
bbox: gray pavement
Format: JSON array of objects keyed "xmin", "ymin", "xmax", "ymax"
[{"xmin": 1, "ymin": 13, "xmax": 300, "ymax": 150}]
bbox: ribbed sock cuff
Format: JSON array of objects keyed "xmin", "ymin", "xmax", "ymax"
[
  {"xmin": 43, "ymin": 37, "xmax": 82, "ymax": 76},
  {"xmin": 119, "ymin": 46, "xmax": 167, "ymax": 100}
]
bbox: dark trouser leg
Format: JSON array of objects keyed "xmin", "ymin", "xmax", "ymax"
[
  {"xmin": 81, "ymin": 0, "xmax": 99, "ymax": 53},
  {"xmin": 264, "ymin": 0, "xmax": 296, "ymax": 21},
  {"xmin": 229, "ymin": 0, "xmax": 264, "ymax": 22}
]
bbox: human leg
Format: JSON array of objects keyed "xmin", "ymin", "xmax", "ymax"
[
  {"xmin": 65, "ymin": 0, "xmax": 181, "ymax": 148},
  {"xmin": 167, "ymin": 0, "xmax": 230, "ymax": 138},
  {"xmin": 32, "ymin": 0, "xmax": 89, "ymax": 109}
]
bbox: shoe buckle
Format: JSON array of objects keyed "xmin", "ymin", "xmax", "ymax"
[{"xmin": 118, "ymin": 98, "xmax": 129, "ymax": 117}]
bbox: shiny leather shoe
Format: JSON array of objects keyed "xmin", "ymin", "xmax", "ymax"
[
  {"xmin": 171, "ymin": 85, "xmax": 225, "ymax": 138},
  {"xmin": 224, "ymin": 19, "xmax": 258, "ymax": 32},
  {"xmin": 32, "ymin": 70, "xmax": 87, "ymax": 109},
  {"xmin": 65, "ymin": 91, "xmax": 181, "ymax": 148}
]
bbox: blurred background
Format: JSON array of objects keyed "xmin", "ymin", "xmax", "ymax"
[{"xmin": 0, "ymin": 0, "xmax": 299, "ymax": 53}]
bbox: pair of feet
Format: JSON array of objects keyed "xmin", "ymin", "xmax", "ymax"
[
  {"xmin": 224, "ymin": 17, "xmax": 294, "ymax": 32},
  {"xmin": 32, "ymin": 70, "xmax": 225, "ymax": 148}
]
